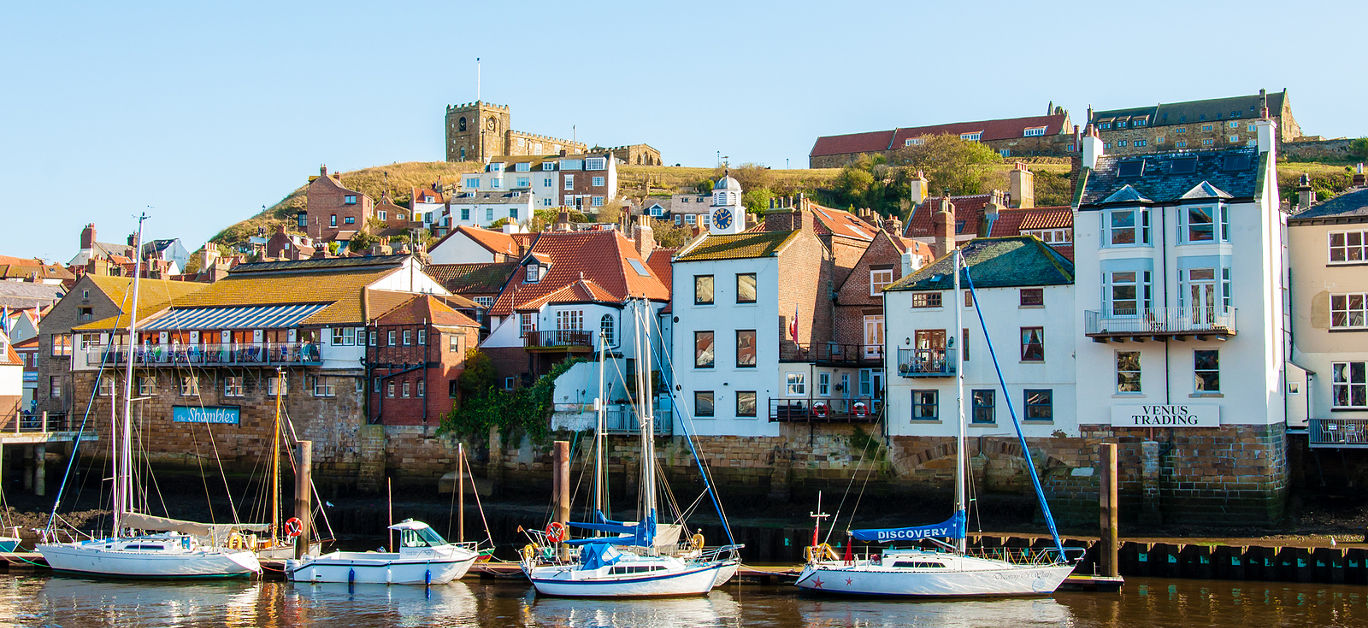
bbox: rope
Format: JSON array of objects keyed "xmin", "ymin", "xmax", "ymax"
[{"xmin": 823, "ymin": 432, "xmax": 875, "ymax": 545}]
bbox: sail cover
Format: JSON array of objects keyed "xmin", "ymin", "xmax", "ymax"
[
  {"xmin": 121, "ymin": 513, "xmax": 269, "ymax": 538},
  {"xmin": 566, "ymin": 510, "xmax": 657, "ymax": 548},
  {"xmin": 577, "ymin": 542, "xmax": 624, "ymax": 570},
  {"xmin": 850, "ymin": 510, "xmax": 965, "ymax": 543}
]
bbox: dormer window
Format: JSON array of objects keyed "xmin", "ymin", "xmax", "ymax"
[
  {"xmin": 543, "ymin": 162, "xmax": 556, "ymax": 171},
  {"xmin": 960, "ymin": 132, "xmax": 982, "ymax": 142},
  {"xmin": 516, "ymin": 162, "xmax": 530, "ymax": 172},
  {"xmin": 1022, "ymin": 127, "xmax": 1046, "ymax": 137},
  {"xmin": 526, "ymin": 264, "xmax": 540, "ymax": 283}
]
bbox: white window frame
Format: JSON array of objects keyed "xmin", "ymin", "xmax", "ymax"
[
  {"xmin": 869, "ymin": 268, "xmax": 894, "ymax": 296},
  {"xmin": 179, "ymin": 375, "xmax": 198, "ymax": 396},
  {"xmin": 1329, "ymin": 230, "xmax": 1368, "ymax": 264},
  {"xmin": 1330, "ymin": 293, "xmax": 1368, "ymax": 329},
  {"xmin": 313, "ymin": 376, "xmax": 336, "ymax": 397},
  {"xmin": 959, "ymin": 132, "xmax": 982, "ymax": 142},
  {"xmin": 223, "ymin": 376, "xmax": 243, "ymax": 397},
  {"xmin": 1023, "ymin": 127, "xmax": 1046, "ymax": 137},
  {"xmin": 1102, "ymin": 207, "xmax": 1150, "ymax": 247},
  {"xmin": 1333, "ymin": 361, "xmax": 1368, "ymax": 409},
  {"xmin": 564, "ymin": 175, "xmax": 574, "ymax": 190},
  {"xmin": 785, "ymin": 372, "xmax": 806, "ymax": 396},
  {"xmin": 268, "ymin": 376, "xmax": 287, "ymax": 397},
  {"xmin": 591, "ymin": 176, "xmax": 605, "ymax": 187},
  {"xmin": 818, "ymin": 373, "xmax": 830, "ymax": 397}
]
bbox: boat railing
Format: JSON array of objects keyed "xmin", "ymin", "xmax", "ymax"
[{"xmin": 961, "ymin": 545, "xmax": 1079, "ymax": 566}]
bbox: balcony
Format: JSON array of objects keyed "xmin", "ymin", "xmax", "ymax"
[
  {"xmin": 896, "ymin": 347, "xmax": 956, "ymax": 377},
  {"xmin": 1084, "ymin": 307, "xmax": 1237, "ymax": 342},
  {"xmin": 523, "ymin": 330, "xmax": 594, "ymax": 352},
  {"xmin": 768, "ymin": 397, "xmax": 883, "ymax": 423},
  {"xmin": 779, "ymin": 343, "xmax": 883, "ymax": 367},
  {"xmin": 604, "ymin": 404, "xmax": 672, "ymax": 436},
  {"xmin": 76, "ymin": 343, "xmax": 323, "ymax": 369},
  {"xmin": 1308, "ymin": 418, "xmax": 1368, "ymax": 449}
]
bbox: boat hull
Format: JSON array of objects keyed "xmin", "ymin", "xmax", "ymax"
[
  {"xmin": 286, "ymin": 549, "xmax": 477, "ymax": 585},
  {"xmin": 526, "ymin": 562, "xmax": 730, "ymax": 598},
  {"xmin": 37, "ymin": 541, "xmax": 261, "ymax": 579},
  {"xmin": 795, "ymin": 561, "xmax": 1075, "ymax": 597}
]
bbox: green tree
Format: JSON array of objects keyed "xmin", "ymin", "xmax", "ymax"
[
  {"xmin": 459, "ymin": 349, "xmax": 496, "ymax": 397},
  {"xmin": 1349, "ymin": 137, "xmax": 1368, "ymax": 161},
  {"xmin": 742, "ymin": 187, "xmax": 773, "ymax": 215},
  {"xmin": 650, "ymin": 218, "xmax": 695, "ymax": 248},
  {"xmin": 891, "ymin": 134, "xmax": 1003, "ymax": 196},
  {"xmin": 695, "ymin": 179, "xmax": 715, "ymax": 194},
  {"xmin": 348, "ymin": 230, "xmax": 376, "ymax": 253}
]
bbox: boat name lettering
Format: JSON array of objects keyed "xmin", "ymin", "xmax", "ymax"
[{"xmin": 876, "ymin": 527, "xmax": 951, "ymax": 541}]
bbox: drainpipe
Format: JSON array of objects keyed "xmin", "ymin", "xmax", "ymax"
[{"xmin": 1160, "ymin": 204, "xmax": 1170, "ymax": 406}]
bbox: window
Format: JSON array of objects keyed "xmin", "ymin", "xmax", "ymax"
[
  {"xmin": 695, "ymin": 391, "xmax": 715, "ymax": 417},
  {"xmin": 1229, "ymin": 135, "xmax": 1240, "ymax": 144},
  {"xmin": 448, "ymin": 333, "xmax": 463, "ymax": 354},
  {"xmin": 1176, "ymin": 127, "xmax": 1187, "ymax": 134},
  {"xmin": 1180, "ymin": 205, "xmax": 1221, "ymax": 242},
  {"xmin": 685, "ymin": 214, "xmax": 696, "ymax": 224},
  {"xmin": 1023, "ymin": 127, "xmax": 1046, "ymax": 137},
  {"xmin": 869, "ymin": 268, "xmax": 894, "ymax": 296},
  {"xmin": 509, "ymin": 208, "xmax": 518, "ymax": 219},
  {"xmin": 490, "ymin": 178, "xmax": 503, "ymax": 190},
  {"xmin": 486, "ymin": 208, "xmax": 494, "ymax": 222},
  {"xmin": 1020, "ymin": 327, "xmax": 1044, "ymax": 362},
  {"xmin": 1020, "ymin": 288, "xmax": 1043, "ymax": 306},
  {"xmin": 1106, "ymin": 270, "xmax": 1152, "ymax": 316},
  {"xmin": 735, "ymin": 330, "xmax": 756, "ymax": 367},
  {"xmin": 367, "ymin": 330, "xmax": 376, "ymax": 347},
  {"xmin": 386, "ymin": 381, "xmax": 395, "ymax": 398},
  {"xmin": 694, "ymin": 331, "xmax": 714, "ymax": 368},
  {"xmin": 329, "ymin": 214, "xmax": 338, "ymax": 227},
  {"xmin": 564, "ymin": 175, "xmax": 574, "ymax": 190},
  {"xmin": 1133, "ymin": 119, "xmax": 1147, "ymax": 127},
  {"xmin": 694, "ymin": 275, "xmax": 714, "ymax": 305},
  {"xmin": 49, "ymin": 376, "xmax": 62, "ymax": 399},
  {"xmin": 1202, "ymin": 139, "xmax": 1214, "ymax": 146},
  {"xmin": 344, "ymin": 195, "xmax": 357, "ymax": 205},
  {"xmin": 1194, "ymin": 350, "xmax": 1220, "ymax": 393},
  {"xmin": 591, "ymin": 196, "xmax": 604, "ymax": 207},
  {"xmin": 460, "ymin": 208, "xmax": 471, "ymax": 221},
  {"xmin": 1329, "ymin": 231, "xmax": 1367, "ymax": 263},
  {"xmin": 417, "ymin": 380, "xmax": 425, "ymax": 398},
  {"xmin": 600, "ymin": 315, "xmax": 615, "ymax": 346},
  {"xmin": 344, "ymin": 216, "xmax": 356, "ymax": 225},
  {"xmin": 586, "ymin": 157, "xmax": 606, "ymax": 170},
  {"xmin": 1105, "ymin": 208, "xmax": 1150, "ymax": 246},
  {"xmin": 818, "ymin": 373, "xmax": 830, "ymax": 396},
  {"xmin": 905, "ymin": 138, "xmax": 925, "ymax": 147},
  {"xmin": 384, "ymin": 330, "xmax": 394, "ymax": 346},
  {"xmin": 180, "ymin": 375, "xmax": 199, "ymax": 396},
  {"xmin": 516, "ymin": 177, "xmax": 530, "ymax": 187},
  {"xmin": 474, "ymin": 296, "xmax": 494, "ymax": 309},
  {"xmin": 50, "ymin": 333, "xmax": 71, "ymax": 357},
  {"xmin": 332, "ymin": 327, "xmax": 356, "ymax": 346},
  {"xmin": 403, "ymin": 330, "xmax": 412, "ymax": 346},
  {"xmin": 1201, "ymin": 124, "xmax": 1213, "ymax": 132},
  {"xmin": 1134, "ymin": 140, "xmax": 1148, "ymax": 147},
  {"xmin": 1176, "ymin": 140, "xmax": 1187, "ymax": 148},
  {"xmin": 449, "ymin": 380, "xmax": 459, "ymax": 398},
  {"xmin": 1228, "ymin": 121, "xmax": 1239, "ymax": 129},
  {"xmin": 374, "ymin": 377, "xmax": 382, "ymax": 393},
  {"xmin": 971, "ymin": 390, "xmax": 995, "ymax": 424},
  {"xmin": 402, "ymin": 381, "xmax": 411, "ymax": 398},
  {"xmin": 520, "ymin": 314, "xmax": 536, "ymax": 336},
  {"xmin": 555, "ymin": 309, "xmax": 583, "ymax": 333},
  {"xmin": 1333, "ymin": 362, "xmax": 1368, "ymax": 408},
  {"xmin": 960, "ymin": 132, "xmax": 981, "ymax": 141},
  {"xmin": 1117, "ymin": 140, "xmax": 1127, "ymax": 147},
  {"xmin": 1116, "ymin": 351, "xmax": 1141, "ymax": 393},
  {"xmin": 465, "ymin": 178, "xmax": 480, "ymax": 189},
  {"xmin": 1155, "ymin": 136, "xmax": 1164, "ymax": 144},
  {"xmin": 1023, "ymin": 389, "xmax": 1052, "ymax": 421},
  {"xmin": 786, "ymin": 373, "xmax": 806, "ymax": 396},
  {"xmin": 736, "ymin": 273, "xmax": 757, "ymax": 303},
  {"xmin": 1330, "ymin": 294, "xmax": 1368, "ymax": 328},
  {"xmin": 267, "ymin": 376, "xmax": 288, "ymax": 397},
  {"xmin": 377, "ymin": 210, "xmax": 387, "ymax": 222},
  {"xmin": 78, "ymin": 307, "xmax": 93, "ymax": 322},
  {"xmin": 911, "ymin": 390, "xmax": 938, "ymax": 421},
  {"xmin": 736, "ymin": 391, "xmax": 756, "ymax": 417},
  {"xmin": 313, "ymin": 376, "xmax": 336, "ymax": 397},
  {"xmin": 418, "ymin": 330, "xmax": 426, "ymax": 345},
  {"xmin": 911, "ymin": 293, "xmax": 942, "ymax": 308},
  {"xmin": 526, "ymin": 264, "xmax": 540, "ymax": 283},
  {"xmin": 591, "ymin": 176, "xmax": 605, "ymax": 186},
  {"xmin": 223, "ymin": 376, "xmax": 242, "ymax": 397}
]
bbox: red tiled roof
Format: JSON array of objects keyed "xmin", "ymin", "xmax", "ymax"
[
  {"xmin": 988, "ymin": 206, "xmax": 1072, "ymax": 237},
  {"xmin": 809, "ymin": 130, "xmax": 895, "ymax": 158},
  {"xmin": 808, "ymin": 205, "xmax": 877, "ymax": 240},
  {"xmin": 515, "ymin": 279, "xmax": 619, "ymax": 311},
  {"xmin": 457, "ymin": 226, "xmax": 521, "ymax": 257},
  {"xmin": 374, "ymin": 293, "xmax": 480, "ymax": 328},
  {"xmin": 13, "ymin": 336, "xmax": 38, "ymax": 349},
  {"xmin": 646, "ymin": 248, "xmax": 677, "ymax": 295},
  {"xmin": 892, "ymin": 236, "xmax": 935, "ymax": 261},
  {"xmin": 490, "ymin": 231, "xmax": 668, "ymax": 317},
  {"xmin": 903, "ymin": 195, "xmax": 992, "ymax": 238},
  {"xmin": 889, "ymin": 114, "xmax": 1067, "ymax": 147}
]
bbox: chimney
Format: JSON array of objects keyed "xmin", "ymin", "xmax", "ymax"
[
  {"xmin": 932, "ymin": 197, "xmax": 956, "ymax": 258},
  {"xmin": 320, "ymin": 164, "xmax": 327, "ymax": 177},
  {"xmin": 1355, "ymin": 163, "xmax": 1367, "ymax": 188},
  {"xmin": 276, "ymin": 224, "xmax": 287, "ymax": 235},
  {"xmin": 633, "ymin": 215, "xmax": 656, "ymax": 261},
  {"xmin": 1295, "ymin": 173, "xmax": 1316, "ymax": 212},
  {"xmin": 909, "ymin": 170, "xmax": 928, "ymax": 206},
  {"xmin": 884, "ymin": 215, "xmax": 903, "ymax": 236},
  {"xmin": 1008, "ymin": 162, "xmax": 1035, "ymax": 209},
  {"xmin": 127, "ymin": 232, "xmax": 138, "ymax": 248},
  {"xmin": 80, "ymin": 223, "xmax": 96, "ymax": 250},
  {"xmin": 983, "ymin": 190, "xmax": 1005, "ymax": 235},
  {"xmin": 1082, "ymin": 124, "xmax": 1104, "ymax": 170},
  {"xmin": 1255, "ymin": 107, "xmax": 1277, "ymax": 157},
  {"xmin": 555, "ymin": 210, "xmax": 571, "ymax": 232},
  {"xmin": 900, "ymin": 250, "xmax": 921, "ymax": 277}
]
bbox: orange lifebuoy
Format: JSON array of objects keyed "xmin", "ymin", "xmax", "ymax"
[
  {"xmin": 284, "ymin": 517, "xmax": 303, "ymax": 538},
  {"xmin": 812, "ymin": 402, "xmax": 828, "ymax": 419},
  {"xmin": 545, "ymin": 521, "xmax": 567, "ymax": 543},
  {"xmin": 853, "ymin": 401, "xmax": 868, "ymax": 418}
]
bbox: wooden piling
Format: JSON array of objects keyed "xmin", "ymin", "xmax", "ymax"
[
  {"xmin": 1100, "ymin": 443, "xmax": 1119, "ymax": 579},
  {"xmin": 553, "ymin": 441, "xmax": 570, "ymax": 528},
  {"xmin": 294, "ymin": 440, "xmax": 312, "ymax": 560}
]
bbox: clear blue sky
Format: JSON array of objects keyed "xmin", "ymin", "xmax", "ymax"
[{"xmin": 2, "ymin": 0, "xmax": 1362, "ymax": 262}]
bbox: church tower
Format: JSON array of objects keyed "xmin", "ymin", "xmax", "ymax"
[
  {"xmin": 708, "ymin": 172, "xmax": 746, "ymax": 235},
  {"xmin": 445, "ymin": 101, "xmax": 511, "ymax": 163}
]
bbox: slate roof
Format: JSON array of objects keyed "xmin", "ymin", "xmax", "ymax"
[
  {"xmin": 0, "ymin": 282, "xmax": 64, "ymax": 309},
  {"xmin": 811, "ymin": 114, "xmax": 1068, "ymax": 158},
  {"xmin": 673, "ymin": 231, "xmax": 799, "ymax": 263},
  {"xmin": 1077, "ymin": 147, "xmax": 1263, "ymax": 208},
  {"xmin": 1289, "ymin": 187, "xmax": 1368, "ymax": 223},
  {"xmin": 1092, "ymin": 91, "xmax": 1288, "ymax": 127},
  {"xmin": 489, "ymin": 231, "xmax": 668, "ymax": 317},
  {"xmin": 425, "ymin": 262, "xmax": 519, "ymax": 295},
  {"xmin": 885, "ymin": 236, "xmax": 1074, "ymax": 292}
]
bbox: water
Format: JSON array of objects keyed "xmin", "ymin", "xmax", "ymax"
[{"xmin": 4, "ymin": 574, "xmax": 1366, "ymax": 627}]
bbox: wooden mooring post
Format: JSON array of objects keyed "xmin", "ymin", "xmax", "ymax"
[
  {"xmin": 553, "ymin": 440, "xmax": 570, "ymax": 559},
  {"xmin": 294, "ymin": 440, "xmax": 313, "ymax": 560},
  {"xmin": 1100, "ymin": 443, "xmax": 1120, "ymax": 579}
]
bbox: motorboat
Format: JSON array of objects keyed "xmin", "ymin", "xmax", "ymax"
[{"xmin": 285, "ymin": 520, "xmax": 477, "ymax": 585}]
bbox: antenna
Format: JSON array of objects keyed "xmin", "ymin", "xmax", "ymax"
[{"xmin": 476, "ymin": 57, "xmax": 481, "ymax": 101}]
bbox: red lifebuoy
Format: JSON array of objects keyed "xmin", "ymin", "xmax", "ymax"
[
  {"xmin": 284, "ymin": 517, "xmax": 303, "ymax": 538},
  {"xmin": 546, "ymin": 521, "xmax": 568, "ymax": 543},
  {"xmin": 812, "ymin": 402, "xmax": 828, "ymax": 419},
  {"xmin": 853, "ymin": 401, "xmax": 868, "ymax": 418}
]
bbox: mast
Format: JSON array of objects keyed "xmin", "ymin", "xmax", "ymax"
[
  {"xmin": 593, "ymin": 329, "xmax": 607, "ymax": 521},
  {"xmin": 640, "ymin": 301, "xmax": 656, "ymax": 538},
  {"xmin": 271, "ymin": 366, "xmax": 284, "ymax": 540},
  {"xmin": 114, "ymin": 213, "xmax": 147, "ymax": 536},
  {"xmin": 952, "ymin": 248, "xmax": 967, "ymax": 555}
]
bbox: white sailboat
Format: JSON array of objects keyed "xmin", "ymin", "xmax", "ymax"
[
  {"xmin": 796, "ymin": 248, "xmax": 1077, "ymax": 597},
  {"xmin": 37, "ymin": 214, "xmax": 262, "ymax": 579},
  {"xmin": 521, "ymin": 299, "xmax": 741, "ymax": 598},
  {"xmin": 285, "ymin": 520, "xmax": 478, "ymax": 585}
]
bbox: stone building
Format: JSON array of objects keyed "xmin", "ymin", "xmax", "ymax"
[
  {"xmin": 1089, "ymin": 89, "xmax": 1301, "ymax": 157},
  {"xmin": 604, "ymin": 144, "xmax": 662, "ymax": 166},
  {"xmin": 366, "ymin": 294, "xmax": 482, "ymax": 428},
  {"xmin": 444, "ymin": 101, "xmax": 585, "ymax": 164},
  {"xmin": 809, "ymin": 110, "xmax": 1073, "ymax": 168}
]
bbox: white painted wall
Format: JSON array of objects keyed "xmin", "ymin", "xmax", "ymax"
[{"xmin": 428, "ymin": 231, "xmax": 502, "ymax": 265}]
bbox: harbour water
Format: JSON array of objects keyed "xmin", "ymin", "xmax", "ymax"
[{"xmin": 3, "ymin": 573, "xmax": 1366, "ymax": 627}]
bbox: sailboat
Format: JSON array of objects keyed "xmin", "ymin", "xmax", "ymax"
[
  {"xmin": 520, "ymin": 299, "xmax": 742, "ymax": 597},
  {"xmin": 250, "ymin": 367, "xmax": 320, "ymax": 559},
  {"xmin": 796, "ymin": 248, "xmax": 1078, "ymax": 597},
  {"xmin": 36, "ymin": 214, "xmax": 262, "ymax": 579}
]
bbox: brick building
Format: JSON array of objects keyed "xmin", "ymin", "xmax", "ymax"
[
  {"xmin": 1089, "ymin": 89, "xmax": 1301, "ymax": 156},
  {"xmin": 809, "ymin": 110, "xmax": 1073, "ymax": 168},
  {"xmin": 300, "ymin": 165, "xmax": 374, "ymax": 245},
  {"xmin": 903, "ymin": 166, "xmax": 1074, "ymax": 260},
  {"xmin": 366, "ymin": 294, "xmax": 481, "ymax": 427},
  {"xmin": 444, "ymin": 101, "xmax": 585, "ymax": 164}
]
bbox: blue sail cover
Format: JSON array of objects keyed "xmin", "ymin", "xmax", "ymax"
[
  {"xmin": 566, "ymin": 510, "xmax": 657, "ymax": 548},
  {"xmin": 577, "ymin": 542, "xmax": 624, "ymax": 570},
  {"xmin": 850, "ymin": 510, "xmax": 966, "ymax": 542}
]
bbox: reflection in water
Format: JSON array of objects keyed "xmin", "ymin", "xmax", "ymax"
[{"xmin": 6, "ymin": 575, "xmax": 1368, "ymax": 626}]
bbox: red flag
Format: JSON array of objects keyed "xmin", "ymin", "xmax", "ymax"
[{"xmin": 790, "ymin": 305, "xmax": 799, "ymax": 343}]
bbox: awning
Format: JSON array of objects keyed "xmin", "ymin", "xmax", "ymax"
[
  {"xmin": 121, "ymin": 512, "xmax": 269, "ymax": 538},
  {"xmin": 140, "ymin": 303, "xmax": 328, "ymax": 331}
]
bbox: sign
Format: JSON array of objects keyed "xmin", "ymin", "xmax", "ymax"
[
  {"xmin": 1111, "ymin": 404, "xmax": 1218, "ymax": 428},
  {"xmin": 172, "ymin": 405, "xmax": 240, "ymax": 425}
]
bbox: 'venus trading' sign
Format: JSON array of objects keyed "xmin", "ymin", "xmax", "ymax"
[
  {"xmin": 1111, "ymin": 404, "xmax": 1218, "ymax": 428},
  {"xmin": 172, "ymin": 405, "xmax": 240, "ymax": 425}
]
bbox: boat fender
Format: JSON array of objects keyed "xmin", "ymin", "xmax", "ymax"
[
  {"xmin": 182, "ymin": 536, "xmax": 191, "ymax": 550},
  {"xmin": 228, "ymin": 533, "xmax": 245, "ymax": 550},
  {"xmin": 691, "ymin": 533, "xmax": 705, "ymax": 550},
  {"xmin": 285, "ymin": 517, "xmax": 304, "ymax": 538},
  {"xmin": 247, "ymin": 534, "xmax": 258, "ymax": 550},
  {"xmin": 521, "ymin": 544, "xmax": 537, "ymax": 563},
  {"xmin": 545, "ymin": 521, "xmax": 568, "ymax": 543}
]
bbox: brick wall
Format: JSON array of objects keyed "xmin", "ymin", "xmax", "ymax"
[
  {"xmin": 305, "ymin": 173, "xmax": 373, "ymax": 242},
  {"xmin": 37, "ymin": 277, "xmax": 118, "ymax": 420},
  {"xmin": 775, "ymin": 225, "xmax": 831, "ymax": 355}
]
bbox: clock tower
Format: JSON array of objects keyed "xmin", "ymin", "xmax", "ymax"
[{"xmin": 708, "ymin": 172, "xmax": 746, "ymax": 235}]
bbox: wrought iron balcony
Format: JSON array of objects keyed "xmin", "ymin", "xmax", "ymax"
[
  {"xmin": 1084, "ymin": 306, "xmax": 1237, "ymax": 342},
  {"xmin": 896, "ymin": 347, "xmax": 956, "ymax": 377},
  {"xmin": 77, "ymin": 343, "xmax": 323, "ymax": 369},
  {"xmin": 768, "ymin": 397, "xmax": 883, "ymax": 423},
  {"xmin": 779, "ymin": 343, "xmax": 883, "ymax": 366},
  {"xmin": 1308, "ymin": 418, "xmax": 1368, "ymax": 449},
  {"xmin": 523, "ymin": 329, "xmax": 594, "ymax": 351}
]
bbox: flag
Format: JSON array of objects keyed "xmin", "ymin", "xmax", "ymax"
[
  {"xmin": 0, "ymin": 307, "xmax": 9, "ymax": 334},
  {"xmin": 790, "ymin": 305, "xmax": 799, "ymax": 344}
]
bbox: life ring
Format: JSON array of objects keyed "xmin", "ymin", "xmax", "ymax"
[
  {"xmin": 690, "ymin": 533, "xmax": 705, "ymax": 550},
  {"xmin": 284, "ymin": 517, "xmax": 303, "ymax": 538},
  {"xmin": 545, "ymin": 521, "xmax": 567, "ymax": 543},
  {"xmin": 228, "ymin": 533, "xmax": 245, "ymax": 550},
  {"xmin": 853, "ymin": 401, "xmax": 868, "ymax": 418},
  {"xmin": 521, "ymin": 543, "xmax": 538, "ymax": 562},
  {"xmin": 812, "ymin": 402, "xmax": 828, "ymax": 419},
  {"xmin": 803, "ymin": 543, "xmax": 837, "ymax": 563}
]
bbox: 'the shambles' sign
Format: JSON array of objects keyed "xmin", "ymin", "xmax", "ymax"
[
  {"xmin": 1111, "ymin": 404, "xmax": 1218, "ymax": 428},
  {"xmin": 172, "ymin": 405, "xmax": 240, "ymax": 425}
]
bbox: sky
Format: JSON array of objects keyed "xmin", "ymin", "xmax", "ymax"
[{"xmin": 2, "ymin": 0, "xmax": 1364, "ymax": 263}]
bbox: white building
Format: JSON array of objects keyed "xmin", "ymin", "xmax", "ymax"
[
  {"xmin": 883, "ymin": 236, "xmax": 1076, "ymax": 438},
  {"xmin": 442, "ymin": 191, "xmax": 538, "ymax": 229},
  {"xmin": 460, "ymin": 154, "xmax": 617, "ymax": 210}
]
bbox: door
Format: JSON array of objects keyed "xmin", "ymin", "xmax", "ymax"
[
  {"xmin": 863, "ymin": 315, "xmax": 884, "ymax": 358},
  {"xmin": 913, "ymin": 330, "xmax": 947, "ymax": 373},
  {"xmin": 1187, "ymin": 269, "xmax": 1217, "ymax": 327}
]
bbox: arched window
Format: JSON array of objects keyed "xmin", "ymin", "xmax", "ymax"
[
  {"xmin": 458, "ymin": 116, "xmax": 466, "ymax": 131},
  {"xmin": 600, "ymin": 314, "xmax": 615, "ymax": 347}
]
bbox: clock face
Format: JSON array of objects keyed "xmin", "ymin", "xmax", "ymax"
[{"xmin": 713, "ymin": 208, "xmax": 732, "ymax": 229}]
